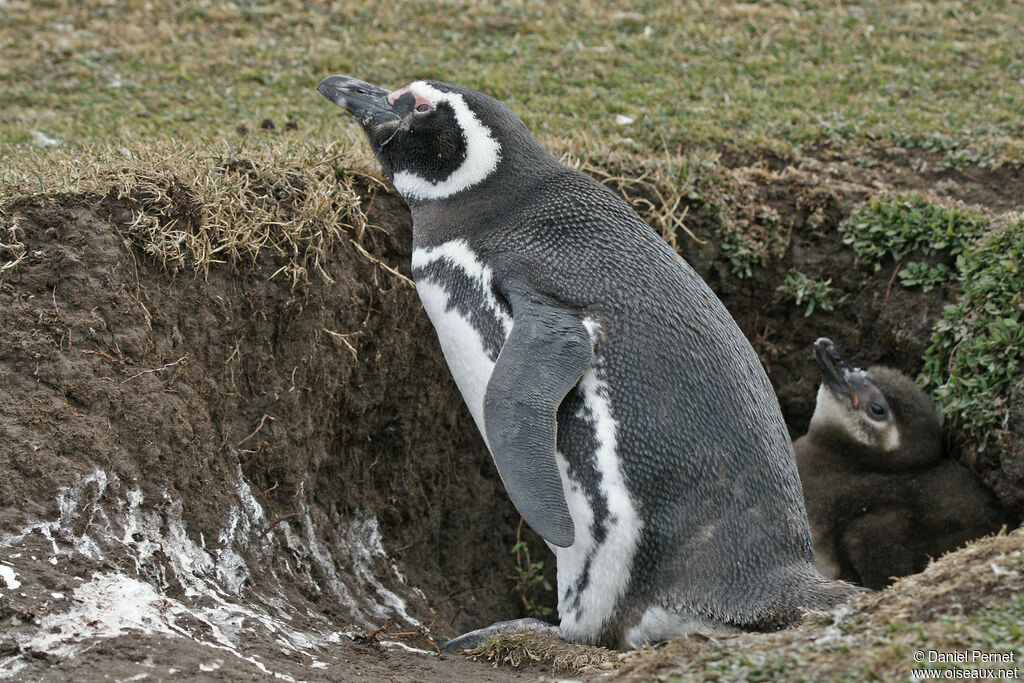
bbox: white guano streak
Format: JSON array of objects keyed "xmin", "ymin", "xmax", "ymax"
[
  {"xmin": 0, "ymin": 467, "xmax": 425, "ymax": 679},
  {"xmin": 0, "ymin": 563, "xmax": 19, "ymax": 591}
]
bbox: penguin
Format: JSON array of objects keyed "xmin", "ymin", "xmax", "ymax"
[
  {"xmin": 794, "ymin": 338, "xmax": 1007, "ymax": 590},
  {"xmin": 317, "ymin": 76, "xmax": 855, "ymax": 649}
]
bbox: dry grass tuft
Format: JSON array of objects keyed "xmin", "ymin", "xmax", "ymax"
[
  {"xmin": 466, "ymin": 632, "xmax": 619, "ymax": 675},
  {"xmin": 0, "ymin": 138, "xmax": 406, "ymax": 288},
  {"xmin": 0, "ymin": 210, "xmax": 28, "ymax": 273}
]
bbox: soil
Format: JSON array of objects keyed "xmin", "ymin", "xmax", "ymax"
[{"xmin": 1, "ymin": 145, "xmax": 1022, "ymax": 681}]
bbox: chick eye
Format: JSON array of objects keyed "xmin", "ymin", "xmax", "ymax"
[
  {"xmin": 868, "ymin": 401, "xmax": 886, "ymax": 418},
  {"xmin": 415, "ymin": 102, "xmax": 432, "ymax": 114}
]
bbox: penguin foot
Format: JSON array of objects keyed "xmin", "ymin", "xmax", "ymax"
[{"xmin": 440, "ymin": 617, "xmax": 563, "ymax": 653}]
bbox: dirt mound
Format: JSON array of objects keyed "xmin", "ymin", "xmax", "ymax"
[
  {"xmin": 456, "ymin": 527, "xmax": 1024, "ymax": 680},
  {"xmin": 613, "ymin": 526, "xmax": 1024, "ymax": 682},
  {"xmin": 0, "ymin": 186, "xmax": 530, "ymax": 681},
  {"xmin": 0, "ymin": 145, "xmax": 1021, "ymax": 681}
]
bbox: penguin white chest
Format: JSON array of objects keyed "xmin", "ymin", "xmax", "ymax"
[
  {"xmin": 411, "ymin": 240, "xmax": 512, "ymax": 436},
  {"xmin": 413, "ymin": 239, "xmax": 643, "ymax": 644}
]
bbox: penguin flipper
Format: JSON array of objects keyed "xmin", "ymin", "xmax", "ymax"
[{"xmin": 483, "ymin": 296, "xmax": 593, "ymax": 548}]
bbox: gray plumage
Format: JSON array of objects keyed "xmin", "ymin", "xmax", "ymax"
[
  {"xmin": 795, "ymin": 338, "xmax": 1007, "ymax": 589},
  {"xmin": 318, "ymin": 76, "xmax": 855, "ymax": 647}
]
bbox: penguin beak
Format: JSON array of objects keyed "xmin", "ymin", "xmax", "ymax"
[
  {"xmin": 317, "ymin": 75, "xmax": 401, "ymax": 129},
  {"xmin": 813, "ymin": 337, "xmax": 861, "ymax": 408}
]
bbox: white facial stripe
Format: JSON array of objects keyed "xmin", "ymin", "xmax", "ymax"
[
  {"xmin": 810, "ymin": 384, "xmax": 901, "ymax": 452},
  {"xmin": 881, "ymin": 421, "xmax": 901, "ymax": 451},
  {"xmin": 392, "ymin": 81, "xmax": 502, "ymax": 201},
  {"xmin": 412, "ymin": 239, "xmax": 512, "ymax": 335},
  {"xmin": 552, "ymin": 325, "xmax": 642, "ymax": 643}
]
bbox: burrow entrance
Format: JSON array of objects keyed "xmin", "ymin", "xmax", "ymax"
[{"xmin": 1, "ymin": 146, "xmax": 1021, "ymax": 680}]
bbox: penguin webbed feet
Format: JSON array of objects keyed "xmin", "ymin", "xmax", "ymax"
[{"xmin": 439, "ymin": 617, "xmax": 563, "ymax": 653}]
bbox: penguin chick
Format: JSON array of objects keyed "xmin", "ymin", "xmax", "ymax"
[
  {"xmin": 318, "ymin": 76, "xmax": 856, "ymax": 649},
  {"xmin": 795, "ymin": 338, "xmax": 1006, "ymax": 589}
]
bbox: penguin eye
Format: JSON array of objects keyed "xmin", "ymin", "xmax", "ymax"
[
  {"xmin": 414, "ymin": 102, "xmax": 433, "ymax": 114},
  {"xmin": 868, "ymin": 401, "xmax": 886, "ymax": 418}
]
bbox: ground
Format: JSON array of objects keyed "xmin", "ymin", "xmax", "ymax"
[
  {"xmin": 1, "ymin": 142, "xmax": 1021, "ymax": 681},
  {"xmin": 2, "ymin": 1, "xmax": 1023, "ymax": 680}
]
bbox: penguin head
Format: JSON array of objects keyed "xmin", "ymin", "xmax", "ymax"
[
  {"xmin": 808, "ymin": 338, "xmax": 942, "ymax": 471},
  {"xmin": 318, "ymin": 76, "xmax": 551, "ymax": 203}
]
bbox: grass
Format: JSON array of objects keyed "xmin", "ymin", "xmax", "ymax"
[
  {"xmin": 465, "ymin": 632, "xmax": 617, "ymax": 674},
  {"xmin": 2, "ymin": 1, "xmax": 1024, "ymax": 166},
  {"xmin": 0, "ymin": 139, "xmax": 384, "ymax": 288}
]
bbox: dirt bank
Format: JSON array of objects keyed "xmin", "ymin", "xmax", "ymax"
[{"xmin": 1, "ymin": 145, "xmax": 1021, "ymax": 680}]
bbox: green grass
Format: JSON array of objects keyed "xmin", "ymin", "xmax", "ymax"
[{"xmin": 2, "ymin": 1, "xmax": 1024, "ymax": 165}]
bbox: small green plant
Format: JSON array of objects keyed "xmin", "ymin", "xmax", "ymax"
[
  {"xmin": 720, "ymin": 232, "xmax": 764, "ymax": 279},
  {"xmin": 968, "ymin": 597, "xmax": 1024, "ymax": 653},
  {"xmin": 510, "ymin": 520, "xmax": 554, "ymax": 619},
  {"xmin": 921, "ymin": 219, "xmax": 1024, "ymax": 448},
  {"xmin": 776, "ymin": 269, "xmax": 835, "ymax": 316},
  {"xmin": 897, "ymin": 261, "xmax": 952, "ymax": 292},
  {"xmin": 839, "ymin": 192, "xmax": 988, "ymax": 275}
]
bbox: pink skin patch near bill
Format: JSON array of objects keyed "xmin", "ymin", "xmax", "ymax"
[{"xmin": 388, "ymin": 86, "xmax": 433, "ymax": 112}]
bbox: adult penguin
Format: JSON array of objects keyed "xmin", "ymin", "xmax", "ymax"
[{"xmin": 317, "ymin": 76, "xmax": 855, "ymax": 648}]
